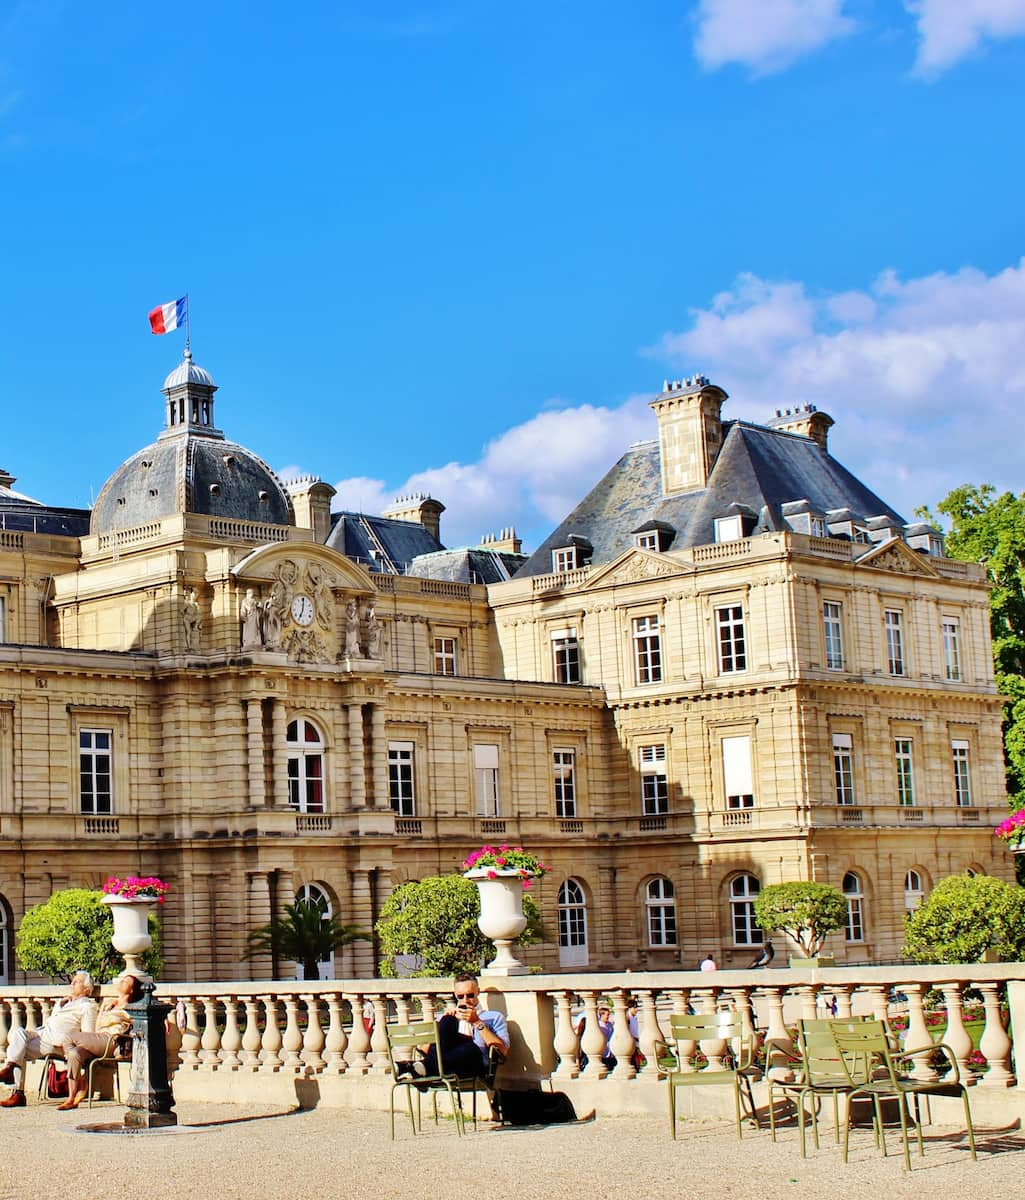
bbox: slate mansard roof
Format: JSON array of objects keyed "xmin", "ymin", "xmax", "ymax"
[
  {"xmin": 515, "ymin": 418, "xmax": 906, "ymax": 577},
  {"xmin": 0, "ymin": 469, "xmax": 90, "ymax": 537},
  {"xmin": 326, "ymin": 512, "xmax": 445, "ymax": 574}
]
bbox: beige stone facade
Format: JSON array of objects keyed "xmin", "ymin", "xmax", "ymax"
[{"xmin": 0, "ymin": 364, "xmax": 1012, "ymax": 983}]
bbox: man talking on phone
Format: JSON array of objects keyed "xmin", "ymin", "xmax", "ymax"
[{"xmin": 414, "ymin": 972, "xmax": 509, "ymax": 1079}]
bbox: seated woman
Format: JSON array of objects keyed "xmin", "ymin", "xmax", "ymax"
[{"xmin": 58, "ymin": 974, "xmax": 140, "ymax": 1110}]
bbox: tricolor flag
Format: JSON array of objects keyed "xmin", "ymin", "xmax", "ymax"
[{"xmin": 148, "ymin": 296, "xmax": 188, "ymax": 335}]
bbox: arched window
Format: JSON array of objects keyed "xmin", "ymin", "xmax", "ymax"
[
  {"xmin": 645, "ymin": 877, "xmax": 677, "ymax": 947},
  {"xmin": 558, "ymin": 879, "xmax": 588, "ymax": 967},
  {"xmin": 904, "ymin": 870, "xmax": 925, "ymax": 912},
  {"xmin": 0, "ymin": 896, "xmax": 10, "ymax": 985},
  {"xmin": 729, "ymin": 874, "xmax": 763, "ymax": 946},
  {"xmin": 843, "ymin": 872, "xmax": 865, "ymax": 943},
  {"xmin": 295, "ymin": 883, "xmax": 334, "ymax": 981},
  {"xmin": 287, "ymin": 718, "xmax": 325, "ymax": 813}
]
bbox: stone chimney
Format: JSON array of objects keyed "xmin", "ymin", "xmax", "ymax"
[
  {"xmin": 766, "ymin": 404, "xmax": 834, "ymax": 451},
  {"xmin": 382, "ymin": 493, "xmax": 445, "ymax": 543},
  {"xmin": 649, "ymin": 376, "xmax": 728, "ymax": 495},
  {"xmin": 479, "ymin": 527, "xmax": 522, "ymax": 554},
  {"xmin": 287, "ymin": 476, "xmax": 337, "ymax": 543}
]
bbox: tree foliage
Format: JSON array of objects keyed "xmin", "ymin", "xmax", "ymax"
[
  {"xmin": 903, "ymin": 873, "xmax": 1025, "ymax": 964},
  {"xmin": 752, "ymin": 882, "xmax": 847, "ymax": 958},
  {"xmin": 247, "ymin": 900, "xmax": 370, "ymax": 980},
  {"xmin": 16, "ymin": 889, "xmax": 162, "ymax": 982},
  {"xmin": 375, "ymin": 874, "xmax": 543, "ymax": 977}
]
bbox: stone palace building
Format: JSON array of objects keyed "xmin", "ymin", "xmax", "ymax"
[{"xmin": 0, "ymin": 352, "xmax": 1011, "ymax": 982}]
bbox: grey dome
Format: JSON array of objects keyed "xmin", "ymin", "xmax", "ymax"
[{"xmin": 163, "ymin": 354, "xmax": 216, "ymax": 390}]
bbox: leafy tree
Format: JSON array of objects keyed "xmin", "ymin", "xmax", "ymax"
[
  {"xmin": 16, "ymin": 888, "xmax": 162, "ymax": 982},
  {"xmin": 752, "ymin": 882, "xmax": 847, "ymax": 958},
  {"xmin": 247, "ymin": 899, "xmax": 369, "ymax": 980},
  {"xmin": 376, "ymin": 874, "xmax": 543, "ymax": 977},
  {"xmin": 904, "ymin": 873, "xmax": 1025, "ymax": 964}
]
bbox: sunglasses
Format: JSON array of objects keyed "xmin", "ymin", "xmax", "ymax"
[{"xmin": 454, "ymin": 991, "xmax": 478, "ymax": 1000}]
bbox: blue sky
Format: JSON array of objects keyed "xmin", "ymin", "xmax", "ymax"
[{"xmin": 2, "ymin": 1, "xmax": 1024, "ymax": 550}]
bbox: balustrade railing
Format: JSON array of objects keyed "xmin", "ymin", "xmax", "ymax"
[{"xmin": 0, "ymin": 965, "xmax": 1021, "ymax": 1106}]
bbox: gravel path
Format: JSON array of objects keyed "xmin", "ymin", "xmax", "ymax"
[{"xmin": 1, "ymin": 1101, "xmax": 1022, "ymax": 1200}]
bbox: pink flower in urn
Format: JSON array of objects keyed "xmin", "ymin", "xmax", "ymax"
[{"xmin": 487, "ymin": 869, "xmax": 498, "ymax": 880}]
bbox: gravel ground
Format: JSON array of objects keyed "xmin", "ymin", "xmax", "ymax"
[{"xmin": 0, "ymin": 1101, "xmax": 1022, "ymax": 1200}]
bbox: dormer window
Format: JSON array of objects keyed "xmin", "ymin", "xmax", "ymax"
[
  {"xmin": 782, "ymin": 500, "xmax": 826, "ymax": 537},
  {"xmin": 632, "ymin": 521, "xmax": 675, "ymax": 553},
  {"xmin": 636, "ymin": 532, "xmax": 658, "ymax": 551},
  {"xmin": 553, "ymin": 546, "xmax": 578, "ymax": 573},
  {"xmin": 714, "ymin": 515, "xmax": 743, "ymax": 543},
  {"xmin": 810, "ymin": 516, "xmax": 827, "ymax": 537}
]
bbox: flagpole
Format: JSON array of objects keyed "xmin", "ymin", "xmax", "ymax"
[{"xmin": 185, "ymin": 293, "xmax": 191, "ymax": 353}]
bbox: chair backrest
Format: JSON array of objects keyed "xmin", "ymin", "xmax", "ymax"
[
  {"xmin": 668, "ymin": 1012, "xmax": 753, "ymax": 1071},
  {"xmin": 797, "ymin": 1018, "xmax": 857, "ymax": 1085},
  {"xmin": 828, "ymin": 1019, "xmax": 893, "ymax": 1086},
  {"xmin": 385, "ymin": 1020, "xmax": 445, "ymax": 1075}
]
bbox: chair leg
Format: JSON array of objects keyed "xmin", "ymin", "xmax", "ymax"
[
  {"xmin": 669, "ymin": 1082, "xmax": 677, "ymax": 1140},
  {"xmin": 896, "ymin": 1095, "xmax": 912, "ymax": 1172},
  {"xmin": 962, "ymin": 1091, "xmax": 977, "ymax": 1160},
  {"xmin": 734, "ymin": 1081, "xmax": 742, "ymax": 1139}
]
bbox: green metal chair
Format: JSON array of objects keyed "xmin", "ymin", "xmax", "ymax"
[
  {"xmin": 384, "ymin": 1020, "xmax": 467, "ymax": 1139},
  {"xmin": 829, "ymin": 1018, "xmax": 977, "ymax": 1171},
  {"xmin": 666, "ymin": 1012, "xmax": 760, "ymax": 1139}
]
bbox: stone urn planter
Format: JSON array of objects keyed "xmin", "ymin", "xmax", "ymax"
[
  {"xmin": 464, "ymin": 869, "xmax": 532, "ymax": 975},
  {"xmin": 101, "ymin": 893, "xmax": 156, "ymax": 976}
]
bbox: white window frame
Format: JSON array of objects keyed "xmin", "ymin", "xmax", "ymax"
[
  {"xmin": 952, "ymin": 739, "xmax": 972, "ymax": 807},
  {"xmin": 895, "ymin": 737, "xmax": 915, "ymax": 807},
  {"xmin": 810, "ymin": 515, "xmax": 827, "ymax": 538},
  {"xmin": 433, "ymin": 636, "xmax": 457, "ymax": 677},
  {"xmin": 843, "ymin": 872, "xmax": 865, "ymax": 943},
  {"xmin": 646, "ymin": 877, "xmax": 677, "ymax": 947},
  {"xmin": 823, "ymin": 600, "xmax": 844, "ymax": 671},
  {"xmin": 632, "ymin": 615, "xmax": 662, "ymax": 685},
  {"xmin": 388, "ymin": 740, "xmax": 416, "ymax": 817},
  {"xmin": 79, "ymin": 729, "xmax": 113, "ymax": 814},
  {"xmin": 832, "ymin": 733, "xmax": 854, "ymax": 806},
  {"xmin": 552, "ymin": 547, "xmax": 577, "ymax": 573},
  {"xmin": 904, "ymin": 870, "xmax": 925, "ymax": 912},
  {"xmin": 716, "ymin": 605, "xmax": 747, "ymax": 673},
  {"xmin": 714, "ymin": 515, "xmax": 743, "ymax": 543},
  {"xmin": 557, "ymin": 879, "xmax": 588, "ymax": 966},
  {"xmin": 553, "ymin": 748, "xmax": 576, "ymax": 818},
  {"xmin": 635, "ymin": 531, "xmax": 659, "ymax": 551},
  {"xmin": 639, "ymin": 744, "xmax": 668, "ymax": 815},
  {"xmin": 729, "ymin": 874, "xmax": 763, "ymax": 946},
  {"xmin": 943, "ymin": 619, "xmax": 961, "ymax": 682},
  {"xmin": 722, "ymin": 734, "xmax": 754, "ymax": 809},
  {"xmin": 473, "ymin": 743, "xmax": 500, "ymax": 817},
  {"xmin": 884, "ymin": 609, "xmax": 905, "ymax": 676},
  {"xmin": 287, "ymin": 718, "xmax": 326, "ymax": 813},
  {"xmin": 551, "ymin": 628, "xmax": 581, "ymax": 684}
]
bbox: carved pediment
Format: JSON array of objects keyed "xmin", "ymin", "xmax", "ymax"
[
  {"xmin": 856, "ymin": 539, "xmax": 941, "ymax": 578},
  {"xmin": 584, "ymin": 549, "xmax": 683, "ymax": 589}
]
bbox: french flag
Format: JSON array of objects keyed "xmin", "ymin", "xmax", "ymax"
[{"xmin": 148, "ymin": 296, "xmax": 188, "ymax": 335}]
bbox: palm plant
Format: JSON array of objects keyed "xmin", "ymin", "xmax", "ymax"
[{"xmin": 247, "ymin": 899, "xmax": 370, "ymax": 980}]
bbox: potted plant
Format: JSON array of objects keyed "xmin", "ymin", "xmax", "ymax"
[
  {"xmin": 994, "ymin": 809, "xmax": 1025, "ymax": 852},
  {"xmin": 462, "ymin": 846, "xmax": 549, "ymax": 975},
  {"xmin": 101, "ymin": 875, "xmax": 169, "ymax": 976},
  {"xmin": 752, "ymin": 881, "xmax": 846, "ymax": 968}
]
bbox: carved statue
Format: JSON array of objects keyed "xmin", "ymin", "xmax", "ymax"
[
  {"xmin": 307, "ymin": 561, "xmax": 334, "ymax": 631},
  {"xmin": 344, "ymin": 598, "xmax": 361, "ymax": 657},
  {"xmin": 181, "ymin": 588, "xmax": 201, "ymax": 652},
  {"xmin": 364, "ymin": 599, "xmax": 382, "ymax": 658},
  {"xmin": 240, "ymin": 588, "xmax": 263, "ymax": 650},
  {"xmin": 262, "ymin": 597, "xmax": 282, "ymax": 650}
]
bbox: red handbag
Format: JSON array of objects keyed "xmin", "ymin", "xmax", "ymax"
[{"xmin": 45, "ymin": 1060, "xmax": 69, "ymax": 1098}]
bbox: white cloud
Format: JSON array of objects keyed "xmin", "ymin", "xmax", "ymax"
[
  {"xmin": 693, "ymin": 0, "xmax": 855, "ymax": 74},
  {"xmin": 906, "ymin": 0, "xmax": 1025, "ymax": 74},
  {"xmin": 652, "ymin": 258, "xmax": 1025, "ymax": 519}
]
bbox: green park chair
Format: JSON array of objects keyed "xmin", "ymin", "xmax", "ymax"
[
  {"xmin": 384, "ymin": 1019, "xmax": 466, "ymax": 1139},
  {"xmin": 666, "ymin": 1011, "xmax": 760, "ymax": 1139}
]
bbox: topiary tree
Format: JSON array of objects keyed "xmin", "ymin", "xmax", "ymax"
[
  {"xmin": 904, "ymin": 873, "xmax": 1025, "ymax": 964},
  {"xmin": 16, "ymin": 888, "xmax": 162, "ymax": 981},
  {"xmin": 752, "ymin": 882, "xmax": 847, "ymax": 959},
  {"xmin": 376, "ymin": 874, "xmax": 543, "ymax": 977},
  {"xmin": 247, "ymin": 900, "xmax": 370, "ymax": 980}
]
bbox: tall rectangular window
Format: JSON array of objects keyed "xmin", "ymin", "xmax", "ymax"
[
  {"xmin": 823, "ymin": 601, "xmax": 844, "ymax": 670},
  {"xmin": 553, "ymin": 749, "xmax": 576, "ymax": 817},
  {"xmin": 895, "ymin": 738, "xmax": 915, "ymax": 806},
  {"xmin": 632, "ymin": 615, "xmax": 662, "ymax": 684},
  {"xmin": 943, "ymin": 619, "xmax": 961, "ymax": 681},
  {"xmin": 473, "ymin": 743, "xmax": 500, "ymax": 817},
  {"xmin": 884, "ymin": 609, "xmax": 905, "ymax": 676},
  {"xmin": 388, "ymin": 741, "xmax": 416, "ymax": 817},
  {"xmin": 952, "ymin": 740, "xmax": 972, "ymax": 807},
  {"xmin": 433, "ymin": 637, "xmax": 457, "ymax": 676},
  {"xmin": 552, "ymin": 547, "xmax": 576, "ymax": 573},
  {"xmin": 832, "ymin": 733, "xmax": 854, "ymax": 805},
  {"xmin": 722, "ymin": 735, "xmax": 754, "ymax": 808},
  {"xmin": 551, "ymin": 629, "xmax": 581, "ymax": 684},
  {"xmin": 639, "ymin": 744, "xmax": 668, "ymax": 815},
  {"xmin": 716, "ymin": 605, "xmax": 747, "ymax": 673},
  {"xmin": 79, "ymin": 730, "xmax": 113, "ymax": 814}
]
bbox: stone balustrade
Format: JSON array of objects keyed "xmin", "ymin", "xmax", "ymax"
[{"xmin": 1, "ymin": 964, "xmax": 1023, "ymax": 1118}]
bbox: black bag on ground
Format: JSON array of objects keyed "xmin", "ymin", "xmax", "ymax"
[{"xmin": 494, "ymin": 1086, "xmax": 577, "ymax": 1125}]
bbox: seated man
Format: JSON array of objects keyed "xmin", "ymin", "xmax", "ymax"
[
  {"xmin": 0, "ymin": 970, "xmax": 98, "ymax": 1107},
  {"xmin": 403, "ymin": 972, "xmax": 509, "ymax": 1079}
]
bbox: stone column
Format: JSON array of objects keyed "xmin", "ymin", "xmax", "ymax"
[
  {"xmin": 246, "ymin": 698, "xmax": 266, "ymax": 809},
  {"xmin": 349, "ymin": 869, "xmax": 376, "ymax": 976},
  {"xmin": 271, "ymin": 697, "xmax": 287, "ymax": 809},
  {"xmin": 369, "ymin": 703, "xmax": 387, "ymax": 809},
  {"xmin": 247, "ymin": 872, "xmax": 274, "ymax": 981},
  {"xmin": 348, "ymin": 703, "xmax": 366, "ymax": 808}
]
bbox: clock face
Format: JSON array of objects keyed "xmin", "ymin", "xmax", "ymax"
[{"xmin": 290, "ymin": 594, "xmax": 315, "ymax": 627}]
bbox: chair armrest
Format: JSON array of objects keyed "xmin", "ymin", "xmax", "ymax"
[{"xmin": 895, "ymin": 1042, "xmax": 960, "ymax": 1083}]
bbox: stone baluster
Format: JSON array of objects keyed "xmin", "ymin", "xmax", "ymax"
[
  {"xmin": 664, "ymin": 989, "xmax": 696, "ymax": 1073},
  {"xmin": 394, "ymin": 995, "xmax": 413, "ymax": 1024},
  {"xmin": 324, "ymin": 993, "xmax": 348, "ymax": 1074},
  {"xmin": 978, "ymin": 982, "xmax": 1015, "ymax": 1087},
  {"xmin": 25, "ymin": 998, "xmax": 41, "ymax": 1033},
  {"xmin": 798, "ymin": 985, "xmax": 818, "ymax": 1023},
  {"xmin": 241, "ymin": 998, "xmax": 263, "ymax": 1069},
  {"xmin": 551, "ymin": 991, "xmax": 579, "ymax": 1079},
  {"xmin": 862, "ymin": 985, "xmax": 888, "ymax": 1021},
  {"xmin": 344, "ymin": 993, "xmax": 372, "ymax": 1072},
  {"xmin": 937, "ymin": 983, "xmax": 976, "ymax": 1084},
  {"xmin": 834, "ymin": 986, "xmax": 854, "ymax": 1018},
  {"xmin": 259, "ymin": 996, "xmax": 283, "ymax": 1072},
  {"xmin": 300, "ymin": 994, "xmax": 326, "ymax": 1071},
  {"xmin": 902, "ymin": 984, "xmax": 938, "ymax": 1081},
  {"xmin": 578, "ymin": 990, "xmax": 607, "ymax": 1077},
  {"xmin": 694, "ymin": 990, "xmax": 728, "ymax": 1072},
  {"xmin": 179, "ymin": 997, "xmax": 202, "ymax": 1069},
  {"xmin": 637, "ymin": 989, "xmax": 664, "ymax": 1075},
  {"xmin": 281, "ymin": 995, "xmax": 304, "ymax": 1071},
  {"xmin": 759, "ymin": 987, "xmax": 794, "ymax": 1079},
  {"xmin": 219, "ymin": 996, "xmax": 242, "ymax": 1069},
  {"xmin": 200, "ymin": 997, "xmax": 222, "ymax": 1067},
  {"xmin": 419, "ymin": 994, "xmax": 438, "ymax": 1021},
  {"xmin": 369, "ymin": 995, "xmax": 390, "ymax": 1071},
  {"xmin": 607, "ymin": 991, "xmax": 637, "ymax": 1078}
]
